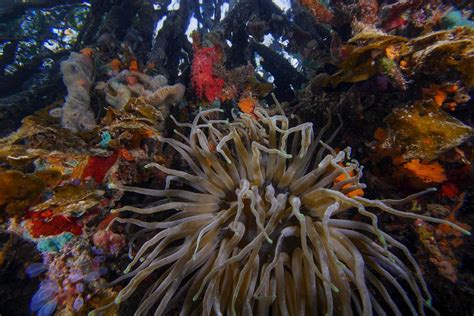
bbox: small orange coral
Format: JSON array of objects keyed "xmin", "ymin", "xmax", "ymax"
[
  {"xmin": 237, "ymin": 96, "xmax": 258, "ymax": 117},
  {"xmin": 373, "ymin": 127, "xmax": 387, "ymax": 142},
  {"xmin": 110, "ymin": 59, "xmax": 122, "ymax": 72},
  {"xmin": 434, "ymin": 89, "xmax": 447, "ymax": 108},
  {"xmin": 385, "ymin": 44, "xmax": 405, "ymax": 61},
  {"xmin": 80, "ymin": 47, "xmax": 94, "ymax": 57},
  {"xmin": 423, "ymin": 84, "xmax": 462, "ymax": 109},
  {"xmin": 399, "ymin": 60, "xmax": 409, "ymax": 69},
  {"xmin": 440, "ymin": 182, "xmax": 460, "ymax": 198},
  {"xmin": 403, "ymin": 159, "xmax": 447, "ymax": 183},
  {"xmin": 444, "ymin": 84, "xmax": 458, "ymax": 93},
  {"xmin": 118, "ymin": 148, "xmax": 134, "ymax": 161},
  {"xmin": 129, "ymin": 59, "xmax": 139, "ymax": 72}
]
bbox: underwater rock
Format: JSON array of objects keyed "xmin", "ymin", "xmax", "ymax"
[
  {"xmin": 328, "ymin": 28, "xmax": 474, "ymax": 89},
  {"xmin": 415, "ymin": 219, "xmax": 458, "ymax": 283},
  {"xmin": 327, "ymin": 31, "xmax": 408, "ymax": 87},
  {"xmin": 31, "ymin": 184, "xmax": 101, "ymax": 216},
  {"xmin": 407, "ymin": 28, "xmax": 474, "ymax": 87},
  {"xmin": 381, "ymin": 104, "xmax": 472, "ymax": 161},
  {"xmin": 0, "ymin": 170, "xmax": 46, "ymax": 215}
]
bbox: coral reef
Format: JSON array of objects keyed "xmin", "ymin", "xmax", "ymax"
[
  {"xmin": 0, "ymin": 54, "xmax": 175, "ymax": 315},
  {"xmin": 0, "ymin": 1, "xmax": 473, "ymax": 315},
  {"xmin": 98, "ymin": 107, "xmax": 467, "ymax": 315},
  {"xmin": 28, "ymin": 238, "xmax": 117, "ymax": 315}
]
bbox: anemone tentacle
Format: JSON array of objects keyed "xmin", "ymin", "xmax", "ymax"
[{"xmin": 99, "ymin": 107, "xmax": 468, "ymax": 316}]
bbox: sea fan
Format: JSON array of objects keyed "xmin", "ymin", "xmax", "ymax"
[{"xmin": 98, "ymin": 108, "xmax": 467, "ymax": 315}]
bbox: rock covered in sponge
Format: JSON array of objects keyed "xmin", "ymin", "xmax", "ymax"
[{"xmin": 381, "ymin": 104, "xmax": 472, "ymax": 161}]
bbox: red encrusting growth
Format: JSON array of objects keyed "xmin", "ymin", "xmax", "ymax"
[
  {"xmin": 81, "ymin": 151, "xmax": 119, "ymax": 183},
  {"xmin": 358, "ymin": 0, "xmax": 379, "ymax": 25},
  {"xmin": 97, "ymin": 212, "xmax": 120, "ymax": 230},
  {"xmin": 440, "ymin": 182, "xmax": 460, "ymax": 199},
  {"xmin": 26, "ymin": 210, "xmax": 82, "ymax": 238},
  {"xmin": 191, "ymin": 44, "xmax": 225, "ymax": 102},
  {"xmin": 298, "ymin": 0, "xmax": 334, "ymax": 24}
]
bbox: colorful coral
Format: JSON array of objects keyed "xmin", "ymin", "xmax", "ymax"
[
  {"xmin": 28, "ymin": 238, "xmax": 117, "ymax": 315},
  {"xmin": 82, "ymin": 151, "xmax": 119, "ymax": 184},
  {"xmin": 0, "ymin": 2, "xmax": 473, "ymax": 314},
  {"xmin": 26, "ymin": 210, "xmax": 82, "ymax": 238},
  {"xmin": 403, "ymin": 159, "xmax": 447, "ymax": 184},
  {"xmin": 191, "ymin": 45, "xmax": 225, "ymax": 102},
  {"xmin": 92, "ymin": 230, "xmax": 125, "ymax": 256},
  {"xmin": 99, "ymin": 68, "xmax": 183, "ymax": 111},
  {"xmin": 237, "ymin": 95, "xmax": 258, "ymax": 117},
  {"xmin": 415, "ymin": 194, "xmax": 471, "ymax": 284}
]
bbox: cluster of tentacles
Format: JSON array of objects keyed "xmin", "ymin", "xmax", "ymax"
[{"xmin": 98, "ymin": 107, "xmax": 468, "ymax": 316}]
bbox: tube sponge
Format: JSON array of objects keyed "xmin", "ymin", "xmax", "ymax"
[
  {"xmin": 105, "ymin": 81, "xmax": 132, "ymax": 109},
  {"xmin": 101, "ymin": 70, "xmax": 175, "ymax": 110},
  {"xmin": 59, "ymin": 52, "xmax": 96, "ymax": 132},
  {"xmin": 144, "ymin": 83, "xmax": 185, "ymax": 106},
  {"xmin": 101, "ymin": 69, "xmax": 185, "ymax": 114}
]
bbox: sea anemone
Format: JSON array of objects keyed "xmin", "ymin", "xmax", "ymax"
[{"xmin": 99, "ymin": 107, "xmax": 468, "ymax": 315}]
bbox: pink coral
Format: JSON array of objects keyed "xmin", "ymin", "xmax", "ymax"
[
  {"xmin": 92, "ymin": 230, "xmax": 125, "ymax": 256},
  {"xmin": 191, "ymin": 45, "xmax": 224, "ymax": 102}
]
